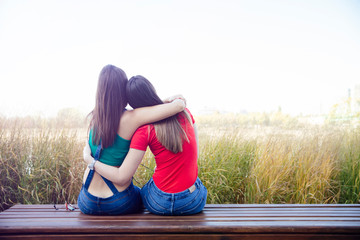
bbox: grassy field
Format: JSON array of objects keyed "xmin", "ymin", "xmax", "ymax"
[{"xmin": 1, "ymin": 112, "xmax": 359, "ymax": 211}]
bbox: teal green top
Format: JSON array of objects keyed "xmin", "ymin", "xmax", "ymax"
[{"xmin": 89, "ymin": 129, "xmax": 130, "ymax": 166}]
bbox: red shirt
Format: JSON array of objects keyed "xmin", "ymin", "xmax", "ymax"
[{"xmin": 130, "ymin": 109, "xmax": 198, "ymax": 193}]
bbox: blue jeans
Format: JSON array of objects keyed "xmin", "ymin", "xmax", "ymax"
[
  {"xmin": 141, "ymin": 177, "xmax": 207, "ymax": 216},
  {"xmin": 77, "ymin": 169, "xmax": 142, "ymax": 215}
]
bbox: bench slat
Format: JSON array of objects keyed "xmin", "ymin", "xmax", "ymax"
[
  {"xmin": 1, "ymin": 212, "xmax": 360, "ymax": 218},
  {"xmin": 1, "ymin": 204, "xmax": 359, "ymax": 239},
  {"xmin": 1, "ymin": 234, "xmax": 360, "ymax": 240},
  {"xmin": 7, "ymin": 203, "xmax": 360, "ymax": 208}
]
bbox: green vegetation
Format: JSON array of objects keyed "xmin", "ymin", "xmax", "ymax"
[
  {"xmin": 1, "ymin": 111, "xmax": 359, "ymax": 211},
  {"xmin": 0, "ymin": 118, "xmax": 84, "ymax": 211}
]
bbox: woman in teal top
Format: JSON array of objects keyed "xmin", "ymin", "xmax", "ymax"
[
  {"xmin": 88, "ymin": 129, "xmax": 130, "ymax": 167},
  {"xmin": 77, "ymin": 65, "xmax": 185, "ymax": 215}
]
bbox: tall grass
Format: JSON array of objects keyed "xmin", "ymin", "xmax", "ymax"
[
  {"xmin": 1, "ymin": 112, "xmax": 359, "ymax": 211},
  {"xmin": 246, "ymin": 128, "xmax": 341, "ymax": 203},
  {"xmin": 198, "ymin": 134, "xmax": 256, "ymax": 203},
  {"xmin": 338, "ymin": 128, "xmax": 360, "ymax": 203},
  {"xmin": 0, "ymin": 119, "xmax": 84, "ymax": 211}
]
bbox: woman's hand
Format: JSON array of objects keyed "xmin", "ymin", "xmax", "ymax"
[
  {"xmin": 163, "ymin": 94, "xmax": 186, "ymax": 106},
  {"xmin": 172, "ymin": 98, "xmax": 186, "ymax": 109},
  {"xmin": 83, "ymin": 141, "xmax": 94, "ymax": 165}
]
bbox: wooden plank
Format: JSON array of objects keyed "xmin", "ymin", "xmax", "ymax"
[
  {"xmin": 4, "ymin": 204, "xmax": 360, "ymax": 212},
  {"xmin": 7, "ymin": 203, "xmax": 360, "ymax": 208},
  {"xmin": 1, "ymin": 208, "xmax": 359, "ymax": 218},
  {"xmin": 1, "ymin": 234, "xmax": 360, "ymax": 240},
  {"xmin": 7, "ymin": 204, "xmax": 360, "ymax": 210},
  {"xmin": 205, "ymin": 204, "xmax": 360, "ymax": 207},
  {"xmin": 2, "ymin": 217, "xmax": 360, "ymax": 222},
  {"xmin": 0, "ymin": 204, "xmax": 359, "ymax": 239},
  {"xmin": 2, "ymin": 210, "xmax": 359, "ymax": 218},
  {"xmin": 1, "ymin": 219, "xmax": 359, "ymax": 232},
  {"xmin": 5, "ymin": 207, "xmax": 360, "ymax": 212}
]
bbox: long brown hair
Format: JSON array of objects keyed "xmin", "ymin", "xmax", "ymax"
[
  {"xmin": 126, "ymin": 75, "xmax": 191, "ymax": 153},
  {"xmin": 89, "ymin": 65, "xmax": 128, "ymax": 148}
]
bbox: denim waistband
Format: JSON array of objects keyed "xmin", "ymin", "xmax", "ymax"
[
  {"xmin": 81, "ymin": 181, "xmax": 135, "ymax": 202},
  {"xmin": 149, "ymin": 177, "xmax": 202, "ymax": 199}
]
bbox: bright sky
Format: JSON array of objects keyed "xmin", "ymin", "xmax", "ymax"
[{"xmin": 0, "ymin": 0, "xmax": 359, "ymax": 117}]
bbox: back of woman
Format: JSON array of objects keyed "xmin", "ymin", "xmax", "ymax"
[
  {"xmin": 131, "ymin": 109, "xmax": 198, "ymax": 193},
  {"xmin": 127, "ymin": 75, "xmax": 207, "ymax": 215}
]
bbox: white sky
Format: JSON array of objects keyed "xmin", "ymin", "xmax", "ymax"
[{"xmin": 0, "ymin": 0, "xmax": 359, "ymax": 117}]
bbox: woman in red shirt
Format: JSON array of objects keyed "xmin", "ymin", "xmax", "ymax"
[{"xmin": 83, "ymin": 75, "xmax": 207, "ymax": 215}]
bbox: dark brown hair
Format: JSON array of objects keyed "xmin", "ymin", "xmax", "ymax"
[
  {"xmin": 89, "ymin": 65, "xmax": 128, "ymax": 148},
  {"xmin": 126, "ymin": 75, "xmax": 191, "ymax": 153}
]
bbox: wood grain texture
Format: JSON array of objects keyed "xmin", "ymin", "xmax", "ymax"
[{"xmin": 0, "ymin": 204, "xmax": 359, "ymax": 239}]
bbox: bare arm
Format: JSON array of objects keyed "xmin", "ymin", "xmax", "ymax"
[
  {"xmin": 130, "ymin": 98, "xmax": 185, "ymax": 127},
  {"xmin": 84, "ymin": 143, "xmax": 145, "ymax": 186},
  {"xmin": 163, "ymin": 94, "xmax": 187, "ymax": 105},
  {"xmin": 120, "ymin": 98, "xmax": 185, "ymax": 140}
]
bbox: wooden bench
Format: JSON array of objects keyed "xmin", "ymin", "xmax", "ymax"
[{"xmin": 0, "ymin": 204, "xmax": 359, "ymax": 239}]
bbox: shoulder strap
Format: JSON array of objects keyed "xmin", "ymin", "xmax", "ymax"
[
  {"xmin": 93, "ymin": 142, "xmax": 102, "ymax": 160},
  {"xmin": 84, "ymin": 141, "xmax": 119, "ymax": 194},
  {"xmin": 83, "ymin": 142, "xmax": 102, "ymax": 189}
]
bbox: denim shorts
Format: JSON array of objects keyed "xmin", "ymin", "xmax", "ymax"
[
  {"xmin": 77, "ymin": 169, "xmax": 142, "ymax": 215},
  {"xmin": 141, "ymin": 177, "xmax": 207, "ymax": 216}
]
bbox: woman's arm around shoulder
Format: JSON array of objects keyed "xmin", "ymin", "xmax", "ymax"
[{"xmin": 120, "ymin": 98, "xmax": 185, "ymax": 139}]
